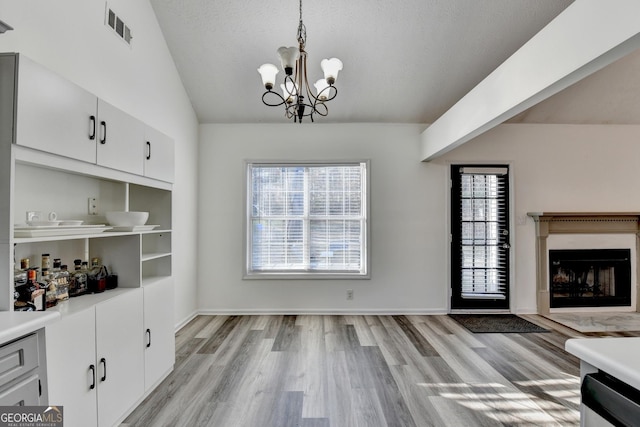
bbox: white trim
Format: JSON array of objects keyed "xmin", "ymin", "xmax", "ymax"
[
  {"xmin": 195, "ymin": 308, "xmax": 448, "ymax": 316},
  {"xmin": 243, "ymin": 160, "xmax": 371, "ymax": 279},
  {"xmin": 450, "ymin": 309, "xmax": 511, "ymax": 314},
  {"xmin": 174, "ymin": 311, "xmax": 198, "ymax": 332},
  {"xmin": 14, "ymin": 145, "xmax": 172, "ymax": 190},
  {"xmin": 447, "ymin": 161, "xmax": 516, "ymax": 310}
]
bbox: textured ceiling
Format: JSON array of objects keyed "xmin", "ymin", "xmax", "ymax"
[{"xmin": 150, "ymin": 0, "xmax": 585, "ymax": 124}]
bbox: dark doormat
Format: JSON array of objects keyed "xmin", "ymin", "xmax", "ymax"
[{"xmin": 449, "ymin": 314, "xmax": 550, "ymax": 333}]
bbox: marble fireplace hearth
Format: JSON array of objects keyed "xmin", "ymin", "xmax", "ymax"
[{"xmin": 528, "ymin": 212, "xmax": 640, "ymax": 315}]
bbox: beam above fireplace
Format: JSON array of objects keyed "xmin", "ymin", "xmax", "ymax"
[{"xmin": 527, "ymin": 212, "xmax": 640, "ymax": 314}]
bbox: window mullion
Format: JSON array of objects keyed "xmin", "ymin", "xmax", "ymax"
[{"xmin": 303, "ymin": 167, "xmax": 310, "ymax": 269}]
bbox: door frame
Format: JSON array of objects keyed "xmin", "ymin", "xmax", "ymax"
[{"xmin": 448, "ymin": 162, "xmax": 515, "ymax": 312}]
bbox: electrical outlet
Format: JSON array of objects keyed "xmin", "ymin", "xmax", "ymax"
[
  {"xmin": 88, "ymin": 197, "xmax": 98, "ymax": 215},
  {"xmin": 346, "ymin": 289, "xmax": 354, "ymax": 300}
]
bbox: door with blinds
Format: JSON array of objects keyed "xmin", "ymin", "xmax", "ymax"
[{"xmin": 451, "ymin": 165, "xmax": 510, "ymax": 310}]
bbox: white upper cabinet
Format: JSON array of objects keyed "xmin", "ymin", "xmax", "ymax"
[
  {"xmin": 96, "ymin": 99, "xmax": 144, "ymax": 175},
  {"xmin": 6, "ymin": 53, "xmax": 174, "ymax": 183},
  {"xmin": 15, "ymin": 55, "xmax": 97, "ymax": 163},
  {"xmin": 144, "ymin": 126, "xmax": 174, "ymax": 183}
]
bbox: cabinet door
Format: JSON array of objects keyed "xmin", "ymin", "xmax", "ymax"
[
  {"xmin": 143, "ymin": 126, "xmax": 175, "ymax": 183},
  {"xmin": 45, "ymin": 309, "xmax": 98, "ymax": 427},
  {"xmin": 95, "ymin": 289, "xmax": 144, "ymax": 427},
  {"xmin": 16, "ymin": 55, "xmax": 98, "ymax": 163},
  {"xmin": 96, "ymin": 99, "xmax": 144, "ymax": 175},
  {"xmin": 143, "ymin": 279, "xmax": 175, "ymax": 390}
]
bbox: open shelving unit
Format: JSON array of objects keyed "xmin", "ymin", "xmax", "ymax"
[{"xmin": 10, "ymin": 164, "xmax": 173, "ymax": 311}]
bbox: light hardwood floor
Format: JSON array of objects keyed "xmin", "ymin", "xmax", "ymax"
[{"xmin": 122, "ymin": 314, "xmax": 639, "ymax": 426}]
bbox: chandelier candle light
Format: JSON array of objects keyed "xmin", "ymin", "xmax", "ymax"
[{"xmin": 258, "ymin": 0, "xmax": 343, "ymax": 123}]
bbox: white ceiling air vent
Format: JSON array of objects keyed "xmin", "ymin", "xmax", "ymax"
[{"xmin": 105, "ymin": 4, "xmax": 132, "ymax": 46}]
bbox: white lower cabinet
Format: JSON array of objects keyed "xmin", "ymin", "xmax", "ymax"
[
  {"xmin": 143, "ymin": 279, "xmax": 175, "ymax": 390},
  {"xmin": 0, "ymin": 332, "xmax": 47, "ymax": 406},
  {"xmin": 46, "ymin": 289, "xmax": 144, "ymax": 427},
  {"xmin": 95, "ymin": 289, "xmax": 144, "ymax": 427},
  {"xmin": 46, "ymin": 308, "xmax": 97, "ymax": 427}
]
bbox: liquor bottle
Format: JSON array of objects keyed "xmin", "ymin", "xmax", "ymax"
[
  {"xmin": 53, "ymin": 260, "xmax": 69, "ymax": 301},
  {"xmin": 15, "ymin": 269, "xmax": 45, "ymax": 311},
  {"xmin": 88, "ymin": 257, "xmax": 107, "ymax": 293},
  {"xmin": 57, "ymin": 265, "xmax": 70, "ymax": 301},
  {"xmin": 41, "ymin": 253, "xmax": 51, "ymax": 273},
  {"xmin": 81, "ymin": 261, "xmax": 90, "ymax": 280},
  {"xmin": 42, "ymin": 267, "xmax": 58, "ymax": 309},
  {"xmin": 70, "ymin": 259, "xmax": 87, "ymax": 297}
]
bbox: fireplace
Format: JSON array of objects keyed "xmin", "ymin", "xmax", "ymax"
[
  {"xmin": 528, "ymin": 212, "xmax": 640, "ymax": 314},
  {"xmin": 549, "ymin": 248, "xmax": 631, "ymax": 308}
]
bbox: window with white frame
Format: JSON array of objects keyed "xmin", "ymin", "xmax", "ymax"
[{"xmin": 246, "ymin": 161, "xmax": 368, "ymax": 278}]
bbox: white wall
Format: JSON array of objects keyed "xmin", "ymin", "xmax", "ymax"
[
  {"xmin": 437, "ymin": 123, "xmax": 640, "ymax": 312},
  {"xmin": 198, "ymin": 123, "xmax": 449, "ymax": 313},
  {"xmin": 0, "ymin": 0, "xmax": 199, "ymax": 326},
  {"xmin": 199, "ymin": 122, "xmax": 640, "ymax": 314}
]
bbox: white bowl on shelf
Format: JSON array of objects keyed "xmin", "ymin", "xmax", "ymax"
[{"xmin": 105, "ymin": 211, "xmax": 149, "ymax": 227}]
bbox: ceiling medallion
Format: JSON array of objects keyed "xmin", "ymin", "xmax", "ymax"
[{"xmin": 258, "ymin": 0, "xmax": 343, "ymax": 123}]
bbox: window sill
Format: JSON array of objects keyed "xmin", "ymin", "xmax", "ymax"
[{"xmin": 243, "ymin": 272, "xmax": 370, "ymax": 280}]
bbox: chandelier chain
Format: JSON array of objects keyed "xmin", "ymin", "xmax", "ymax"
[{"xmin": 297, "ymin": 0, "xmax": 306, "ymax": 47}]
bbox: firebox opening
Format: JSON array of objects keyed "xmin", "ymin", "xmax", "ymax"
[{"xmin": 549, "ymin": 248, "xmax": 631, "ymax": 309}]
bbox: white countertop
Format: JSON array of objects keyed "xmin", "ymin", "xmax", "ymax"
[
  {"xmin": 0, "ymin": 310, "xmax": 60, "ymax": 344},
  {"xmin": 566, "ymin": 337, "xmax": 640, "ymax": 390},
  {"xmin": 0, "ymin": 289, "xmax": 138, "ymax": 344}
]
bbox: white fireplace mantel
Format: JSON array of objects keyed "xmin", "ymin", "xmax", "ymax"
[{"xmin": 527, "ymin": 212, "xmax": 640, "ymax": 314}]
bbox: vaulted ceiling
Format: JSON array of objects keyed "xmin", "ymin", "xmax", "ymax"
[{"xmin": 149, "ymin": 0, "xmax": 640, "ymax": 125}]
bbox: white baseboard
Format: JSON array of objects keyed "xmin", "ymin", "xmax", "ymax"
[
  {"xmin": 450, "ymin": 309, "xmax": 511, "ymax": 314},
  {"xmin": 513, "ymin": 307, "xmax": 539, "ymax": 314},
  {"xmin": 195, "ymin": 308, "xmax": 449, "ymax": 316},
  {"xmin": 174, "ymin": 311, "xmax": 199, "ymax": 332}
]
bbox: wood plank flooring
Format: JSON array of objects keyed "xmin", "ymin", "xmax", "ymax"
[{"xmin": 122, "ymin": 314, "xmax": 640, "ymax": 427}]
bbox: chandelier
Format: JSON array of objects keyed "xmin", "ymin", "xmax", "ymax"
[{"xmin": 257, "ymin": 0, "xmax": 343, "ymax": 123}]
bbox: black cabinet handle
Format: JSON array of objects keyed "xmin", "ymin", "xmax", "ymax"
[
  {"xmin": 100, "ymin": 121, "xmax": 107, "ymax": 144},
  {"xmin": 89, "ymin": 364, "xmax": 96, "ymax": 390},
  {"xmin": 146, "ymin": 328, "xmax": 151, "ymax": 348},
  {"xmin": 100, "ymin": 358, "xmax": 107, "ymax": 382},
  {"xmin": 89, "ymin": 115, "xmax": 96, "ymax": 140},
  {"xmin": 146, "ymin": 141, "xmax": 151, "ymax": 160}
]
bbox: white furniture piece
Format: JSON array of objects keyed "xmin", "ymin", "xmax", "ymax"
[
  {"xmin": 143, "ymin": 278, "xmax": 175, "ymax": 390},
  {"xmin": 95, "ymin": 98, "xmax": 146, "ymax": 176},
  {"xmin": 46, "ymin": 290, "xmax": 144, "ymax": 427},
  {"xmin": 0, "ymin": 52, "xmax": 175, "ymax": 427},
  {"xmin": 11, "ymin": 54, "xmax": 174, "ymax": 182},
  {"xmin": 144, "ymin": 125, "xmax": 176, "ymax": 182},
  {"xmin": 566, "ymin": 337, "xmax": 640, "ymax": 427}
]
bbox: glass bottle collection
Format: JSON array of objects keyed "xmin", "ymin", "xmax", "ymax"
[{"xmin": 14, "ymin": 253, "xmax": 117, "ymax": 311}]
